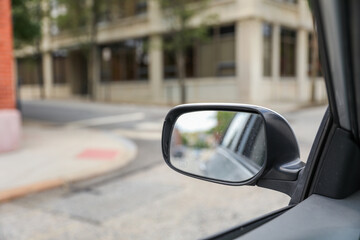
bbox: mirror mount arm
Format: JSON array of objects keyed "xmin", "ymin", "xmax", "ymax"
[
  {"xmin": 256, "ymin": 162, "xmax": 305, "ymax": 196},
  {"xmin": 261, "ymin": 158, "xmax": 305, "ymax": 181},
  {"xmin": 252, "ymin": 107, "xmax": 305, "ymax": 196}
]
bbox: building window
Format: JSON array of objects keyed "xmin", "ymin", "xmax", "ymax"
[
  {"xmin": 53, "ymin": 50, "xmax": 68, "ymax": 84},
  {"xmin": 52, "ymin": 0, "xmax": 148, "ymax": 30},
  {"xmin": 119, "ymin": 0, "xmax": 148, "ymax": 18},
  {"xmin": 163, "ymin": 35, "xmax": 195, "ymax": 79},
  {"xmin": 17, "ymin": 56, "xmax": 42, "ymax": 85},
  {"xmin": 163, "ymin": 24, "xmax": 236, "ymax": 79},
  {"xmin": 273, "ymin": 0, "xmax": 298, "ymax": 4},
  {"xmin": 197, "ymin": 24, "xmax": 236, "ymax": 77},
  {"xmin": 280, "ymin": 27, "xmax": 297, "ymax": 77},
  {"xmin": 263, "ymin": 23, "xmax": 272, "ymax": 77},
  {"xmin": 100, "ymin": 38, "xmax": 149, "ymax": 82},
  {"xmin": 163, "ymin": 40, "xmax": 177, "ymax": 79},
  {"xmin": 135, "ymin": 0, "xmax": 148, "ymax": 15},
  {"xmin": 97, "ymin": 0, "xmax": 148, "ymax": 23},
  {"xmin": 285, "ymin": 0, "xmax": 298, "ymax": 3},
  {"xmin": 308, "ymin": 33, "xmax": 322, "ymax": 76}
]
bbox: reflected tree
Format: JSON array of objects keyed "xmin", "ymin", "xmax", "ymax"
[{"xmin": 209, "ymin": 111, "xmax": 236, "ymax": 142}]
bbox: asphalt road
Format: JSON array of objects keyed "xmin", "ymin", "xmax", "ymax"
[{"xmin": 0, "ymin": 100, "xmax": 327, "ymax": 240}]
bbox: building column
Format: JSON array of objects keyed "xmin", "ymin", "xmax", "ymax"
[
  {"xmin": 149, "ymin": 34, "xmax": 164, "ymax": 104},
  {"xmin": 90, "ymin": 46, "xmax": 100, "ymax": 100},
  {"xmin": 149, "ymin": 0, "xmax": 162, "ymax": 29},
  {"xmin": 149, "ymin": 0, "xmax": 163, "ymax": 104},
  {"xmin": 271, "ymin": 24, "xmax": 280, "ymax": 101},
  {"xmin": 236, "ymin": 19, "xmax": 263, "ymax": 103},
  {"xmin": 42, "ymin": 52, "xmax": 53, "ymax": 98},
  {"xmin": 41, "ymin": 0, "xmax": 52, "ymax": 99},
  {"xmin": 272, "ymin": 24, "xmax": 280, "ymax": 81},
  {"xmin": 297, "ymin": 28, "xmax": 308, "ymax": 102}
]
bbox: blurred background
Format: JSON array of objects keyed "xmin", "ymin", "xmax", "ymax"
[{"xmin": 0, "ymin": 0, "xmax": 327, "ymax": 239}]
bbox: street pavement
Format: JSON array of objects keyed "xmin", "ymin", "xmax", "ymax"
[
  {"xmin": 0, "ymin": 100, "xmax": 327, "ymax": 240},
  {"xmin": 0, "ymin": 120, "xmax": 136, "ymax": 201},
  {"xmin": 20, "ymin": 100, "xmax": 169, "ymax": 185}
]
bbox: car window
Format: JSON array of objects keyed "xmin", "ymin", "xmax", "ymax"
[
  {"xmin": 221, "ymin": 113, "xmax": 250, "ymax": 150},
  {"xmin": 0, "ymin": 0, "xmax": 328, "ymax": 239}
]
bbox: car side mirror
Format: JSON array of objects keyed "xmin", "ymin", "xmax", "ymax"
[{"xmin": 162, "ymin": 104, "xmax": 305, "ymax": 195}]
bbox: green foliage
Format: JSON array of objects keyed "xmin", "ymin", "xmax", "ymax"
[
  {"xmin": 12, "ymin": 0, "xmax": 42, "ymax": 48},
  {"xmin": 180, "ymin": 132, "xmax": 209, "ymax": 149},
  {"xmin": 55, "ymin": 0, "xmax": 89, "ymax": 33},
  {"xmin": 158, "ymin": 0, "xmax": 218, "ymax": 103},
  {"xmin": 54, "ymin": 0, "xmax": 122, "ymax": 33},
  {"xmin": 181, "ymin": 134, "xmax": 189, "ymax": 146},
  {"xmin": 193, "ymin": 139, "xmax": 209, "ymax": 149},
  {"xmin": 159, "ymin": 0, "xmax": 217, "ymax": 53},
  {"xmin": 53, "ymin": 0, "xmax": 104, "ymax": 56},
  {"xmin": 307, "ymin": 0, "xmax": 312, "ymax": 12},
  {"xmin": 53, "ymin": 0, "xmax": 126, "ymax": 54}
]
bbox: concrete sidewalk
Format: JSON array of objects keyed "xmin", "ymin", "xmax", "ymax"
[{"xmin": 0, "ymin": 121, "xmax": 137, "ymax": 202}]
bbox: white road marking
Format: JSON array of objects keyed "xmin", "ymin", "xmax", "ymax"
[
  {"xmin": 135, "ymin": 121, "xmax": 163, "ymax": 131},
  {"xmin": 115, "ymin": 129, "xmax": 162, "ymax": 141},
  {"xmin": 65, "ymin": 112, "xmax": 145, "ymax": 128}
]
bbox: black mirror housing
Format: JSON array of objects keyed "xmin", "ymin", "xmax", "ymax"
[{"xmin": 162, "ymin": 103, "xmax": 305, "ymax": 195}]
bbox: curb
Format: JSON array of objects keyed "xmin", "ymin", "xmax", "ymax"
[
  {"xmin": 0, "ymin": 160, "xmax": 132, "ymax": 203},
  {"xmin": 0, "ymin": 179, "xmax": 64, "ymax": 203},
  {"xmin": 0, "ymin": 124, "xmax": 137, "ymax": 203}
]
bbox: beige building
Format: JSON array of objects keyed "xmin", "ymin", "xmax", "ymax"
[{"xmin": 15, "ymin": 0, "xmax": 326, "ymax": 105}]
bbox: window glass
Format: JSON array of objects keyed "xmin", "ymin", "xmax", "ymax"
[
  {"xmin": 135, "ymin": 0, "xmax": 148, "ymax": 15},
  {"xmin": 163, "ymin": 36, "xmax": 178, "ymax": 79},
  {"xmin": 53, "ymin": 50, "xmax": 68, "ymax": 84},
  {"xmin": 17, "ymin": 56, "xmax": 42, "ymax": 85},
  {"xmin": 280, "ymin": 27, "xmax": 297, "ymax": 77},
  {"xmin": 113, "ymin": 0, "xmax": 147, "ymax": 21},
  {"xmin": 219, "ymin": 24, "xmax": 235, "ymax": 37},
  {"xmin": 97, "ymin": 0, "xmax": 149, "ymax": 24},
  {"xmin": 100, "ymin": 38, "xmax": 149, "ymax": 82},
  {"xmin": 238, "ymin": 116, "xmax": 266, "ymax": 167},
  {"xmin": 221, "ymin": 113, "xmax": 250, "ymax": 150},
  {"xmin": 163, "ymin": 24, "xmax": 236, "ymax": 79},
  {"xmin": 196, "ymin": 24, "xmax": 235, "ymax": 77},
  {"xmin": 263, "ymin": 23, "xmax": 272, "ymax": 77},
  {"xmin": 273, "ymin": 0, "xmax": 298, "ymax": 4},
  {"xmin": 17, "ymin": 55, "xmax": 42, "ymax": 84}
]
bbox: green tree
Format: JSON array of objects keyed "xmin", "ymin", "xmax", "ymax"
[
  {"xmin": 12, "ymin": 0, "xmax": 42, "ymax": 48},
  {"xmin": 53, "ymin": 0, "xmax": 120, "ymax": 99},
  {"xmin": 159, "ymin": 0, "xmax": 217, "ymax": 104},
  {"xmin": 12, "ymin": 0, "xmax": 44, "ymax": 97},
  {"xmin": 54, "ymin": 0, "xmax": 95, "ymax": 98}
]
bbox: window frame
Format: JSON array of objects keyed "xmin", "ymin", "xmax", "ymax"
[{"xmin": 280, "ymin": 26, "xmax": 297, "ymax": 77}]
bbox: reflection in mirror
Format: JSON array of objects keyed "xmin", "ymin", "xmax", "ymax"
[{"xmin": 170, "ymin": 111, "xmax": 266, "ymax": 183}]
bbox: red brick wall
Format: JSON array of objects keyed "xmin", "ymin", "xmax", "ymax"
[{"xmin": 0, "ymin": 0, "xmax": 15, "ymax": 109}]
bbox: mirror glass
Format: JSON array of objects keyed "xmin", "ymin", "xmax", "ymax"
[{"xmin": 170, "ymin": 111, "xmax": 266, "ymax": 182}]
